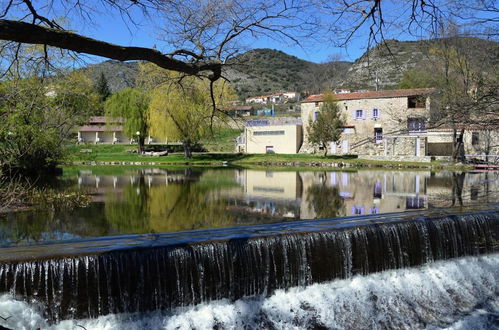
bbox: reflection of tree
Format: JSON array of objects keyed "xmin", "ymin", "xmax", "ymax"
[
  {"xmin": 148, "ymin": 183, "xmax": 234, "ymax": 233},
  {"xmin": 307, "ymin": 178, "xmax": 345, "ymax": 218},
  {"xmin": 104, "ymin": 170, "xmax": 237, "ymax": 234},
  {"xmin": 451, "ymin": 172, "xmax": 466, "ymax": 206},
  {"xmin": 104, "ymin": 177, "xmax": 150, "ymax": 233}
]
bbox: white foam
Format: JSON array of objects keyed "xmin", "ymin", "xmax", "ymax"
[{"xmin": 0, "ymin": 254, "xmax": 497, "ymax": 330}]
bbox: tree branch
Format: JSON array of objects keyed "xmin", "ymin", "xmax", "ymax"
[{"xmin": 0, "ymin": 19, "xmax": 223, "ymax": 80}]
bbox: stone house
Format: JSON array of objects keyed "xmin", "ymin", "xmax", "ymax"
[
  {"xmin": 300, "ymin": 88, "xmax": 435, "ymax": 160},
  {"xmin": 427, "ymin": 123, "xmax": 499, "ymax": 162}
]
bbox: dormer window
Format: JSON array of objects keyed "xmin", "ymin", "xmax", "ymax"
[{"xmin": 408, "ymin": 96, "xmax": 425, "ymax": 108}]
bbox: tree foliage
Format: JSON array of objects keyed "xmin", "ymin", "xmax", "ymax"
[
  {"xmin": 306, "ymin": 92, "xmax": 346, "ymax": 156},
  {"xmin": 143, "ymin": 65, "xmax": 236, "ymax": 158},
  {"xmin": 0, "ymin": 73, "xmax": 98, "ymax": 175},
  {"xmin": 95, "ymin": 72, "xmax": 111, "ymax": 102},
  {"xmin": 104, "ymin": 88, "xmax": 150, "ymax": 152}
]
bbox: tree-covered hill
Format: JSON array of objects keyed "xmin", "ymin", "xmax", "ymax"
[{"xmin": 82, "ymin": 37, "xmax": 498, "ymax": 98}]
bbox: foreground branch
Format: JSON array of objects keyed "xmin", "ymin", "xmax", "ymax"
[{"xmin": 0, "ymin": 20, "xmax": 222, "ymax": 80}]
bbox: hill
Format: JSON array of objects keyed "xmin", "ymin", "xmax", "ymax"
[
  {"xmin": 223, "ymin": 49, "xmax": 351, "ymax": 98},
  {"xmin": 81, "ymin": 37, "xmax": 498, "ymax": 98},
  {"xmin": 340, "ymin": 37, "xmax": 499, "ymax": 89}
]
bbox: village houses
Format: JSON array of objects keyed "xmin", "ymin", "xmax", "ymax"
[{"xmin": 241, "ymin": 88, "xmax": 499, "ymax": 162}]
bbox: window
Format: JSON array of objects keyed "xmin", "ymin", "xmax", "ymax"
[
  {"xmin": 374, "ymin": 128, "xmax": 383, "ymax": 143},
  {"xmin": 313, "ymin": 111, "xmax": 320, "ymax": 122},
  {"xmin": 372, "ymin": 108, "xmax": 380, "ymax": 119},
  {"xmin": 406, "ymin": 196, "xmax": 425, "ymax": 209},
  {"xmin": 265, "ymin": 146, "xmax": 275, "ymax": 154},
  {"xmin": 472, "ymin": 132, "xmax": 479, "ymax": 146},
  {"xmin": 351, "ymin": 206, "xmax": 365, "ymax": 215},
  {"xmin": 314, "ymin": 101, "xmax": 320, "ymax": 107},
  {"xmin": 354, "ymin": 109, "xmax": 364, "ymax": 120},
  {"xmin": 408, "ymin": 96, "xmax": 426, "ymax": 108},
  {"xmin": 407, "ymin": 118, "xmax": 426, "ymax": 132},
  {"xmin": 254, "ymin": 130, "xmax": 285, "ymax": 136},
  {"xmin": 342, "ymin": 127, "xmax": 355, "ymax": 134},
  {"xmin": 373, "ymin": 182, "xmax": 382, "ymax": 198}
]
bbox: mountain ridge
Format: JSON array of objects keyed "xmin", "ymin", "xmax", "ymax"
[{"xmin": 82, "ymin": 37, "xmax": 498, "ymax": 98}]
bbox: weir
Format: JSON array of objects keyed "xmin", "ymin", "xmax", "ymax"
[{"xmin": 0, "ymin": 207, "xmax": 497, "ymax": 322}]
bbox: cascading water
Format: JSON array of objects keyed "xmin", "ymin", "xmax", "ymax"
[{"xmin": 0, "ymin": 208, "xmax": 497, "ymax": 324}]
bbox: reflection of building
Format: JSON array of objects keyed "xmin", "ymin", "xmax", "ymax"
[
  {"xmin": 300, "ymin": 171, "xmax": 430, "ymax": 219},
  {"xmin": 242, "ymin": 170, "xmax": 303, "ymax": 200},
  {"xmin": 231, "ymin": 170, "xmax": 303, "ymax": 219}
]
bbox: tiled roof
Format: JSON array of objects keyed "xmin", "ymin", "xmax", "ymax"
[
  {"xmin": 89, "ymin": 116, "xmax": 124, "ymax": 124},
  {"xmin": 302, "ymin": 88, "xmax": 436, "ymax": 103},
  {"xmin": 79, "ymin": 125, "xmax": 124, "ymax": 132}
]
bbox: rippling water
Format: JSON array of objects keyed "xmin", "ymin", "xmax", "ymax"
[{"xmin": 1, "ymin": 167, "xmax": 498, "ymax": 246}]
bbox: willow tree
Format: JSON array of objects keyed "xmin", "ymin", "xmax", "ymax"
[
  {"xmin": 146, "ymin": 67, "xmax": 236, "ymax": 159},
  {"xmin": 104, "ymin": 88, "xmax": 150, "ymax": 152}
]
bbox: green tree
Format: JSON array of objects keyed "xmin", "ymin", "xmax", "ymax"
[
  {"xmin": 0, "ymin": 72, "xmax": 98, "ymax": 175},
  {"xmin": 306, "ymin": 92, "xmax": 346, "ymax": 156},
  {"xmin": 104, "ymin": 88, "xmax": 150, "ymax": 153},
  {"xmin": 95, "ymin": 72, "xmax": 111, "ymax": 102}
]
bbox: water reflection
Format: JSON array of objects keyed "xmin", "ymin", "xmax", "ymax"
[{"xmin": 1, "ymin": 168, "xmax": 498, "ymax": 245}]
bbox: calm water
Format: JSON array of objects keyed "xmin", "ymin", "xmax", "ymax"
[{"xmin": 1, "ymin": 167, "xmax": 498, "ymax": 246}]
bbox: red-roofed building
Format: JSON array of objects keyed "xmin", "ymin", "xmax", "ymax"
[
  {"xmin": 77, "ymin": 116, "xmax": 132, "ymax": 144},
  {"xmin": 301, "ymin": 88, "xmax": 436, "ymax": 159}
]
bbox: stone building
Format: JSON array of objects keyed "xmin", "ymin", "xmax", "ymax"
[{"xmin": 300, "ymin": 88, "xmax": 435, "ymax": 160}]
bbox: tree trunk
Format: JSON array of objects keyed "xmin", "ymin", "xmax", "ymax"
[
  {"xmin": 183, "ymin": 141, "xmax": 192, "ymax": 159},
  {"xmin": 138, "ymin": 136, "xmax": 145, "ymax": 153},
  {"xmin": 452, "ymin": 128, "xmax": 465, "ymax": 162},
  {"xmin": 323, "ymin": 143, "xmax": 328, "ymax": 157}
]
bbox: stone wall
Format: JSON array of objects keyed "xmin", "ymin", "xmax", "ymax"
[{"xmin": 300, "ymin": 95, "xmax": 430, "ymax": 157}]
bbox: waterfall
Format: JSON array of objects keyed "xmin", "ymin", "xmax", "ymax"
[{"xmin": 0, "ymin": 209, "xmax": 497, "ymax": 322}]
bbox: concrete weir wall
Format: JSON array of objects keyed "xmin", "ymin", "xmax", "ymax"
[{"xmin": 0, "ymin": 207, "xmax": 497, "ymax": 322}]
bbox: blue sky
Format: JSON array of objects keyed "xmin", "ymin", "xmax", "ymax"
[
  {"xmin": 7, "ymin": 1, "xmax": 496, "ymax": 65},
  {"xmin": 67, "ymin": 3, "xmax": 405, "ymax": 64}
]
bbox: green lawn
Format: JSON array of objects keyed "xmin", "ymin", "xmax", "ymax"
[{"xmin": 63, "ymin": 144, "xmax": 460, "ymax": 169}]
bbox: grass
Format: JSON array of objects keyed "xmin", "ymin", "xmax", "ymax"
[
  {"xmin": 200, "ymin": 129, "xmax": 243, "ymax": 152},
  {"xmin": 62, "ymin": 144, "xmax": 465, "ymax": 170}
]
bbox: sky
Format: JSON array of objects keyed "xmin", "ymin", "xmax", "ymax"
[
  {"xmin": 6, "ymin": 1, "xmax": 497, "ymax": 65},
  {"xmin": 61, "ymin": 2, "xmax": 416, "ymax": 64}
]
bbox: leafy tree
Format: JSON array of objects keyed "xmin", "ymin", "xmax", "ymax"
[
  {"xmin": 95, "ymin": 72, "xmax": 111, "ymax": 102},
  {"xmin": 306, "ymin": 92, "xmax": 346, "ymax": 156},
  {"xmin": 0, "ymin": 72, "xmax": 98, "ymax": 175},
  {"xmin": 143, "ymin": 65, "xmax": 236, "ymax": 158},
  {"xmin": 104, "ymin": 88, "xmax": 150, "ymax": 153},
  {"xmin": 398, "ymin": 69, "xmax": 442, "ymax": 89}
]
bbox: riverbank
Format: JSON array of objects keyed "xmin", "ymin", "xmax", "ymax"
[{"xmin": 66, "ymin": 145, "xmax": 470, "ymax": 170}]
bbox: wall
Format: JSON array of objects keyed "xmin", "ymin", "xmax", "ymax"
[
  {"xmin": 300, "ymin": 96, "xmax": 430, "ymax": 156},
  {"xmin": 245, "ymin": 124, "xmax": 302, "ymax": 154}
]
